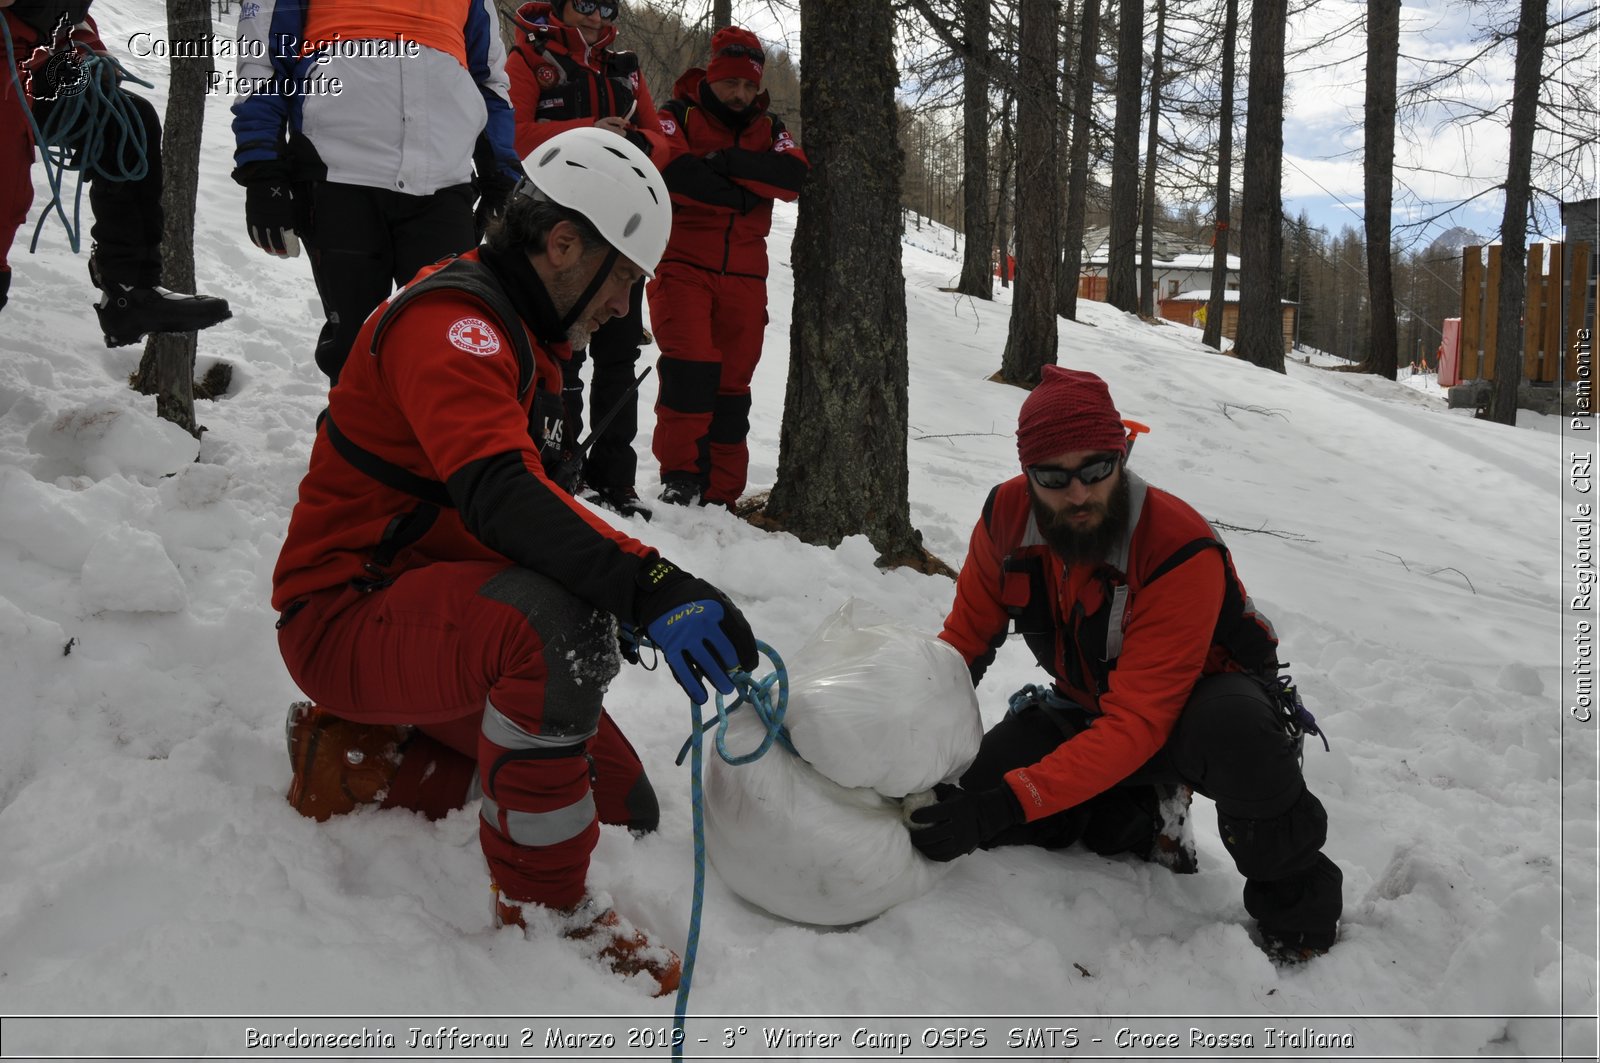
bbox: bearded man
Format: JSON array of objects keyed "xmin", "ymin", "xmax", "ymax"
[{"xmin": 912, "ymin": 367, "xmax": 1343, "ymax": 965}]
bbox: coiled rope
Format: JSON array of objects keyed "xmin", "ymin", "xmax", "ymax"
[
  {"xmin": 1, "ymin": 18, "xmax": 153, "ymax": 253},
  {"xmin": 651, "ymin": 639, "xmax": 789, "ymax": 1061}
]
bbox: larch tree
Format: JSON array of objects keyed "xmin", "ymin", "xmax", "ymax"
[
  {"xmin": 1487, "ymin": 0, "xmax": 1548, "ymax": 426},
  {"xmin": 999, "ymin": 0, "xmax": 1061, "ymax": 384},
  {"xmin": 1058, "ymin": 0, "xmax": 1102, "ymax": 321},
  {"xmin": 1361, "ymin": 0, "xmax": 1401, "ymax": 380},
  {"xmin": 1137, "ymin": 0, "xmax": 1167, "ymax": 318},
  {"xmin": 1201, "ymin": 0, "xmax": 1237, "ymax": 350},
  {"xmin": 1104, "ymin": 0, "xmax": 1145, "ymax": 313},
  {"xmin": 957, "ymin": 0, "xmax": 996, "ymax": 297},
  {"xmin": 1235, "ymin": 0, "xmax": 1287, "ymax": 373},
  {"xmin": 765, "ymin": 0, "xmax": 920, "ymax": 561},
  {"xmin": 132, "ymin": 0, "xmax": 215, "ymax": 435}
]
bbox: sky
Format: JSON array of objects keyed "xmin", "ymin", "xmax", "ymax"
[
  {"xmin": 1, "ymin": 0, "xmax": 1598, "ymax": 1058},
  {"xmin": 727, "ymin": 0, "xmax": 1598, "ymax": 253},
  {"xmin": 1277, "ymin": 0, "xmax": 1597, "ymax": 250}
]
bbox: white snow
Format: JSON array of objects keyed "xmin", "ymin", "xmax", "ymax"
[{"xmin": 0, "ymin": 3, "xmax": 1595, "ymax": 1056}]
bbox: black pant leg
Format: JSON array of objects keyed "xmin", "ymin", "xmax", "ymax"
[
  {"xmin": 581, "ymin": 279, "xmax": 644, "ymax": 491},
  {"xmin": 387, "ymin": 182, "xmax": 475, "ymax": 288},
  {"xmin": 305, "ymin": 182, "xmax": 395, "ymax": 385},
  {"xmin": 79, "ymin": 90, "xmax": 164, "ymax": 287},
  {"xmin": 1163, "ymin": 672, "xmax": 1343, "ymax": 941},
  {"xmin": 959, "ymin": 706, "xmax": 1094, "ymax": 850}
]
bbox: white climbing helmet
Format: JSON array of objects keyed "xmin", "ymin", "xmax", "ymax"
[{"xmin": 519, "ymin": 127, "xmax": 672, "ymax": 278}]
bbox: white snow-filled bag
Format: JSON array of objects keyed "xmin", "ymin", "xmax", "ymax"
[
  {"xmin": 783, "ymin": 599, "xmax": 983, "ymax": 797},
  {"xmin": 702, "ymin": 600, "xmax": 983, "ymax": 925},
  {"xmin": 704, "ymin": 709, "xmax": 946, "ymax": 926}
]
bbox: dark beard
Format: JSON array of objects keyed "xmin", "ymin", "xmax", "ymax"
[{"xmin": 1029, "ymin": 473, "xmax": 1131, "ymax": 566}]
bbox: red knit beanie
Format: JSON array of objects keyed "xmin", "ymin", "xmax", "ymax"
[
  {"xmin": 706, "ymin": 27, "xmax": 765, "ymax": 86},
  {"xmin": 1016, "ymin": 366, "xmax": 1128, "ymax": 467}
]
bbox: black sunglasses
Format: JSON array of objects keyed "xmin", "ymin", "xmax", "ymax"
[
  {"xmin": 568, "ymin": 0, "xmax": 619, "ymax": 18},
  {"xmin": 716, "ymin": 43, "xmax": 766, "ymax": 63},
  {"xmin": 1027, "ymin": 454, "xmax": 1121, "ymax": 490}
]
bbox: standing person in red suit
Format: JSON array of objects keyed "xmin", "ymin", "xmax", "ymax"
[
  {"xmin": 505, "ymin": 0, "xmax": 668, "ymax": 519},
  {"xmin": 274, "ymin": 128, "xmax": 757, "ymax": 994},
  {"xmin": 0, "ymin": 0, "xmax": 229, "ymax": 342},
  {"xmin": 648, "ymin": 27, "xmax": 808, "ymax": 509}
]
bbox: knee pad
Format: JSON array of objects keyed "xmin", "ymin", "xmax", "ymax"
[
  {"xmin": 709, "ymin": 392, "xmax": 752, "ymax": 444},
  {"xmin": 1217, "ymin": 787, "xmax": 1329, "ymax": 883}
]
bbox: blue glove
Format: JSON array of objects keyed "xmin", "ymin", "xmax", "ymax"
[{"xmin": 635, "ymin": 559, "xmax": 758, "ymax": 704}]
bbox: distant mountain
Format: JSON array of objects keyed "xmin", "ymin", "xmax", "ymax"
[{"xmin": 1427, "ymin": 226, "xmax": 1487, "ymax": 254}]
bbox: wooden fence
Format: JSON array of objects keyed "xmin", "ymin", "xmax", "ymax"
[{"xmin": 1458, "ymin": 242, "xmax": 1593, "ymax": 381}]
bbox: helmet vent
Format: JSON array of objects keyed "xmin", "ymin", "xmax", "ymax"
[{"xmin": 623, "ymin": 215, "xmax": 641, "ymax": 237}]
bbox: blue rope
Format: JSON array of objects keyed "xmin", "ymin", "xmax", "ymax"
[
  {"xmin": 653, "ymin": 639, "xmax": 788, "ymax": 1062},
  {"xmin": 2, "ymin": 19, "xmax": 154, "ymax": 253}
]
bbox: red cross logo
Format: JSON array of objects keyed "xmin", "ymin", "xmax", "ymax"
[{"xmin": 448, "ymin": 317, "xmax": 502, "ymax": 356}]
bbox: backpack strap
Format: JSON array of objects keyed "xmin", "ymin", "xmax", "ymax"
[{"xmin": 370, "ymin": 256, "xmax": 538, "ymax": 400}]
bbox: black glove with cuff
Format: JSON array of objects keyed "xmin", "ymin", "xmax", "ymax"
[
  {"xmin": 908, "ymin": 782, "xmax": 1024, "ymax": 862},
  {"xmin": 234, "ymin": 161, "xmax": 300, "ymax": 258}
]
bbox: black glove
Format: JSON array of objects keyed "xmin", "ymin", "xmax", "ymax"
[
  {"xmin": 908, "ymin": 783, "xmax": 1024, "ymax": 862},
  {"xmin": 243, "ymin": 179, "xmax": 300, "ymax": 258},
  {"xmin": 634, "ymin": 558, "xmax": 758, "ymax": 705},
  {"xmin": 474, "ymin": 169, "xmax": 518, "ymax": 240}
]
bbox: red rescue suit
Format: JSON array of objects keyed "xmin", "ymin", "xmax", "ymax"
[
  {"xmin": 274, "ymin": 245, "xmax": 659, "ymax": 908},
  {"xmin": 939, "ymin": 470, "xmax": 1279, "ymax": 821},
  {"xmin": 505, "ymin": 3, "xmax": 668, "ymax": 161},
  {"xmin": 646, "ymin": 68, "xmax": 808, "ymax": 505}
]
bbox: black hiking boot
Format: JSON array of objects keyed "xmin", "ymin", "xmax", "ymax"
[
  {"xmin": 96, "ymin": 284, "xmax": 232, "ymax": 348},
  {"xmin": 1257, "ymin": 926, "xmax": 1335, "ymax": 967},
  {"xmin": 582, "ymin": 483, "xmax": 653, "ymax": 521},
  {"xmin": 657, "ymin": 476, "xmax": 704, "ymax": 508}
]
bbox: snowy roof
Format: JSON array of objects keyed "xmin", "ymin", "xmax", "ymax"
[{"xmin": 1166, "ymin": 289, "xmax": 1299, "ymax": 306}]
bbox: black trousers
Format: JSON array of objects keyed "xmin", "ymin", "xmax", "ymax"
[
  {"xmin": 561, "ymin": 279, "xmax": 644, "ymax": 492},
  {"xmin": 304, "ymin": 180, "xmax": 476, "ymax": 384},
  {"xmin": 963, "ymin": 673, "xmax": 1343, "ymax": 941},
  {"xmin": 34, "ymin": 89, "xmax": 165, "ymax": 287}
]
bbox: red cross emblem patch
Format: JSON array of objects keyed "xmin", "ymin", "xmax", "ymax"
[
  {"xmin": 535, "ymin": 63, "xmax": 559, "ymax": 87},
  {"xmin": 447, "ymin": 317, "xmax": 502, "ymax": 356}
]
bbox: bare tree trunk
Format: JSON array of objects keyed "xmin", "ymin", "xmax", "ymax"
[
  {"xmin": 996, "ymin": 95, "xmax": 1014, "ymax": 288},
  {"xmin": 1053, "ymin": 0, "xmax": 1077, "ymax": 315},
  {"xmin": 1105, "ymin": 0, "xmax": 1144, "ymax": 313},
  {"xmin": 1361, "ymin": 0, "xmax": 1400, "ymax": 379},
  {"xmin": 1000, "ymin": 0, "xmax": 1060, "ymax": 384},
  {"xmin": 1488, "ymin": 0, "xmax": 1546, "ymax": 425},
  {"xmin": 1137, "ymin": 0, "xmax": 1166, "ymax": 318},
  {"xmin": 713, "ymin": 0, "xmax": 732, "ymax": 31},
  {"xmin": 1059, "ymin": 0, "xmax": 1100, "ymax": 320},
  {"xmin": 767, "ymin": 0, "xmax": 917, "ymax": 560},
  {"xmin": 131, "ymin": 0, "xmax": 211, "ymax": 435},
  {"xmin": 957, "ymin": 0, "xmax": 994, "ymax": 298},
  {"xmin": 1236, "ymin": 0, "xmax": 1286, "ymax": 373},
  {"xmin": 1201, "ymin": 0, "xmax": 1236, "ymax": 350}
]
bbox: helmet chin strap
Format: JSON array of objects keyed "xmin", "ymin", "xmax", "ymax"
[{"xmin": 557, "ymin": 244, "xmax": 621, "ymax": 336}]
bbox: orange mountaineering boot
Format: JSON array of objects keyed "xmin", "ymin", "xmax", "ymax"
[
  {"xmin": 285, "ymin": 702, "xmax": 406, "ymax": 821},
  {"xmin": 492, "ymin": 883, "xmax": 682, "ymax": 996}
]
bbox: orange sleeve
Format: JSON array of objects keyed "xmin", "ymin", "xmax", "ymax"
[
  {"xmin": 938, "ymin": 514, "xmax": 1011, "ymax": 670},
  {"xmin": 1004, "ymin": 548, "xmax": 1225, "ymax": 820}
]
